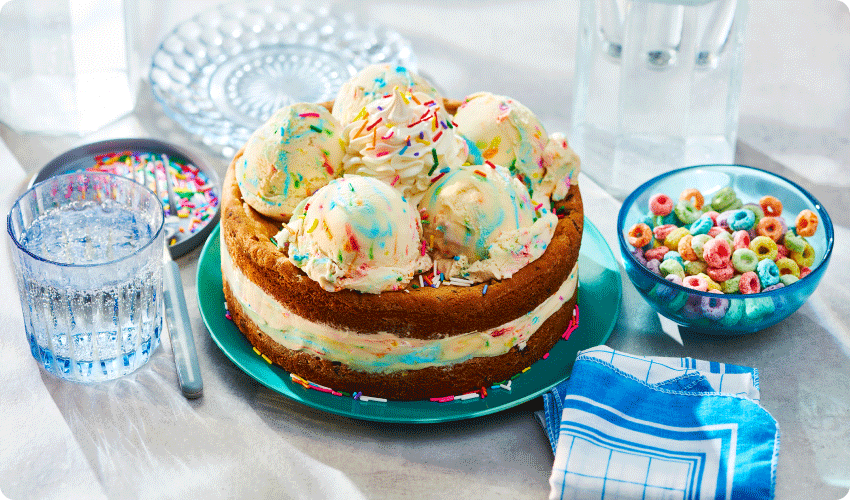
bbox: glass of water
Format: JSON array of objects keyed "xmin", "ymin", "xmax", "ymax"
[
  {"xmin": 0, "ymin": 0, "xmax": 137, "ymax": 134},
  {"xmin": 572, "ymin": 0, "xmax": 748, "ymax": 199},
  {"xmin": 7, "ymin": 172, "xmax": 164, "ymax": 382}
]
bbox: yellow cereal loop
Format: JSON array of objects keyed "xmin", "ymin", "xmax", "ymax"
[{"xmin": 663, "ymin": 227, "xmax": 690, "ymax": 250}]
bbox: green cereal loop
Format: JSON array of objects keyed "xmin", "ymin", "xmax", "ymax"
[
  {"xmin": 710, "ymin": 187, "xmax": 737, "ymax": 211},
  {"xmin": 722, "ymin": 275, "xmax": 742, "ymax": 294},
  {"xmin": 674, "ymin": 199, "xmax": 703, "ymax": 225},
  {"xmin": 685, "ymin": 260, "xmax": 707, "ymax": 276},
  {"xmin": 663, "ymin": 227, "xmax": 690, "ymax": 249},
  {"xmin": 659, "ymin": 259, "xmax": 685, "ymax": 280},
  {"xmin": 690, "ymin": 234, "xmax": 712, "ymax": 261},
  {"xmin": 744, "ymin": 296, "xmax": 775, "ymax": 321},
  {"xmin": 667, "ymin": 291, "xmax": 688, "ymax": 312},
  {"xmin": 719, "ymin": 299, "xmax": 744, "ymax": 326},
  {"xmin": 724, "ymin": 198, "xmax": 743, "ymax": 211},
  {"xmin": 775, "ymin": 257, "xmax": 801, "ymax": 278},
  {"xmin": 783, "ymin": 230, "xmax": 806, "ymax": 253},
  {"xmin": 731, "ymin": 248, "xmax": 759, "ymax": 273},
  {"xmin": 779, "ymin": 274, "xmax": 799, "ymax": 286},
  {"xmin": 749, "ymin": 235, "xmax": 778, "ymax": 261}
]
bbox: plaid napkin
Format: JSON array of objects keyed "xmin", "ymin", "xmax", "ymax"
[{"xmin": 542, "ymin": 346, "xmax": 779, "ymax": 500}]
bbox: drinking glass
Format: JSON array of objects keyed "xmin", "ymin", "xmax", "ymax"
[
  {"xmin": 572, "ymin": 0, "xmax": 748, "ymax": 199},
  {"xmin": 7, "ymin": 172, "xmax": 164, "ymax": 382},
  {"xmin": 0, "ymin": 0, "xmax": 137, "ymax": 134}
]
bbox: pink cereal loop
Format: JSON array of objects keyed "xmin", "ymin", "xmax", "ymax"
[
  {"xmin": 683, "ymin": 275, "xmax": 708, "ymax": 291},
  {"xmin": 708, "ymin": 226, "xmax": 727, "ymax": 238},
  {"xmin": 649, "ymin": 193, "xmax": 673, "ymax": 216},
  {"xmin": 739, "ymin": 271, "xmax": 761, "ymax": 294},
  {"xmin": 644, "ymin": 246, "xmax": 669, "ymax": 261},
  {"xmin": 732, "ymin": 230, "xmax": 750, "ymax": 250},
  {"xmin": 652, "ymin": 224, "xmax": 677, "ymax": 241},
  {"xmin": 702, "ymin": 238, "xmax": 732, "ymax": 267},
  {"xmin": 707, "ymin": 262, "xmax": 735, "ymax": 282}
]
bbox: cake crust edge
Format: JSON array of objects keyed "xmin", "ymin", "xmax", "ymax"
[{"xmin": 223, "ymin": 276, "xmax": 579, "ymax": 401}]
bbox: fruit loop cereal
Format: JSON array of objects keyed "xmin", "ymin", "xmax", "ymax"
[{"xmin": 626, "ymin": 186, "xmax": 820, "ymax": 298}]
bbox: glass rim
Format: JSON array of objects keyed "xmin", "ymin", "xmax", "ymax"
[
  {"xmin": 615, "ymin": 163, "xmax": 835, "ymax": 298},
  {"xmin": 6, "ymin": 171, "xmax": 165, "ymax": 268}
]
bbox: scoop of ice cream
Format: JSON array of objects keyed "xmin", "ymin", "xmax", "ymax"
[
  {"xmin": 333, "ymin": 64, "xmax": 443, "ymax": 125},
  {"xmin": 534, "ymin": 133, "xmax": 581, "ymax": 205},
  {"xmin": 342, "ymin": 87, "xmax": 468, "ymax": 205},
  {"xmin": 453, "ymin": 92, "xmax": 548, "ymax": 194},
  {"xmin": 278, "ymin": 175, "xmax": 431, "ymax": 294},
  {"xmin": 418, "ymin": 164, "xmax": 557, "ymax": 283},
  {"xmin": 236, "ymin": 103, "xmax": 346, "ymax": 221}
]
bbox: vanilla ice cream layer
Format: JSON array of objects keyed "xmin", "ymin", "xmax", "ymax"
[{"xmin": 222, "ymin": 232, "xmax": 578, "ymax": 374}]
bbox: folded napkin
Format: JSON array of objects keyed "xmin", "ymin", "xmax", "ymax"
[{"xmin": 543, "ymin": 346, "xmax": 779, "ymax": 500}]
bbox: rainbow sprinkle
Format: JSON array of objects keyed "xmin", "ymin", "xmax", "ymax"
[{"xmin": 87, "ymin": 151, "xmax": 219, "ymax": 240}]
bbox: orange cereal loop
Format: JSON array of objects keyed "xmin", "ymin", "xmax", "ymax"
[
  {"xmin": 759, "ymin": 195, "xmax": 783, "ymax": 217},
  {"xmin": 756, "ymin": 216, "xmax": 783, "ymax": 242},
  {"xmin": 627, "ymin": 223, "xmax": 652, "ymax": 248},
  {"xmin": 679, "ymin": 188, "xmax": 704, "ymax": 210},
  {"xmin": 677, "ymin": 234, "xmax": 698, "ymax": 261},
  {"xmin": 795, "ymin": 209, "xmax": 819, "ymax": 237}
]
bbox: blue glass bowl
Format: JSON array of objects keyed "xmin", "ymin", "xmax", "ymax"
[{"xmin": 617, "ymin": 164, "xmax": 834, "ymax": 335}]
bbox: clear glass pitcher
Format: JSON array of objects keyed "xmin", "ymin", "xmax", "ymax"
[
  {"xmin": 0, "ymin": 0, "xmax": 137, "ymax": 135},
  {"xmin": 571, "ymin": 0, "xmax": 748, "ymax": 198}
]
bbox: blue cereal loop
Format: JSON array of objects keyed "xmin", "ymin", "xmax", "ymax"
[
  {"xmin": 639, "ymin": 214, "xmax": 655, "ymax": 229},
  {"xmin": 728, "ymin": 209, "xmax": 756, "ymax": 231},
  {"xmin": 653, "ymin": 213, "xmax": 677, "ymax": 227},
  {"xmin": 741, "ymin": 202, "xmax": 764, "ymax": 225},
  {"xmin": 757, "ymin": 258, "xmax": 780, "ymax": 287},
  {"xmin": 650, "ymin": 282, "xmax": 679, "ymax": 303},
  {"xmin": 689, "ymin": 215, "xmax": 713, "ymax": 236},
  {"xmin": 662, "ymin": 250, "xmax": 684, "ymax": 267}
]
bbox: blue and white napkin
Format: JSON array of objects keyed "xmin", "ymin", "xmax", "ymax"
[{"xmin": 542, "ymin": 346, "xmax": 779, "ymax": 500}]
